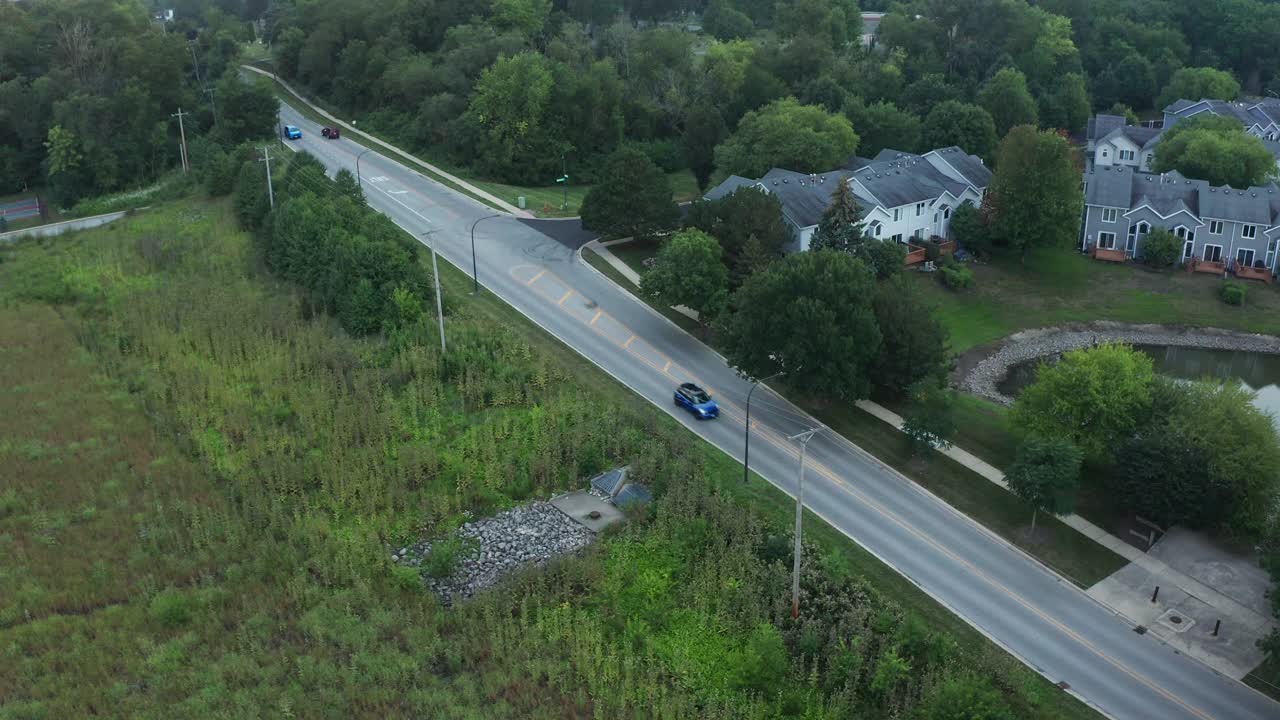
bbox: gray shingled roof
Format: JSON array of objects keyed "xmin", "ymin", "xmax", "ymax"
[
  {"xmin": 703, "ymin": 175, "xmax": 757, "ymax": 202},
  {"xmin": 872, "ymin": 148, "xmax": 919, "ymax": 163},
  {"xmin": 930, "ymin": 146, "xmax": 993, "ymax": 188},
  {"xmin": 758, "ymin": 168, "xmax": 868, "ymax": 228},
  {"xmin": 1170, "ymin": 99, "xmax": 1267, "ymax": 128},
  {"xmin": 1086, "ymin": 166, "xmax": 1280, "ymax": 226},
  {"xmin": 853, "ymin": 157, "xmax": 970, "ymax": 208},
  {"xmin": 1089, "ymin": 114, "xmax": 1127, "ymax": 142},
  {"xmin": 1254, "ymin": 99, "xmax": 1280, "ymax": 126},
  {"xmin": 1119, "ymin": 126, "xmax": 1162, "ymax": 146},
  {"xmin": 1163, "ymin": 99, "xmax": 1198, "ymax": 114}
]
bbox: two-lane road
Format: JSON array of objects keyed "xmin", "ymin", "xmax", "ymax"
[{"xmin": 278, "ymin": 101, "xmax": 1278, "ymax": 720}]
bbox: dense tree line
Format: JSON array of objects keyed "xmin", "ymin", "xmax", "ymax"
[{"xmin": 0, "ymin": 0, "xmax": 278, "ymax": 205}]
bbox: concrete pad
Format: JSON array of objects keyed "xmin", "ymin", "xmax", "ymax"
[
  {"xmin": 1088, "ymin": 561, "xmax": 1269, "ymax": 679},
  {"xmin": 1148, "ymin": 527, "xmax": 1272, "ymax": 618},
  {"xmin": 549, "ymin": 491, "xmax": 625, "ymax": 533}
]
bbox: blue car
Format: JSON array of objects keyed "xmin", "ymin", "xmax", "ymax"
[
  {"xmin": 674, "ymin": 382, "xmax": 719, "ymax": 419},
  {"xmin": 283, "ymin": 125, "xmax": 302, "ymax": 140}
]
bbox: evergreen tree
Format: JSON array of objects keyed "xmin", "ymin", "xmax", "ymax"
[{"xmin": 808, "ymin": 179, "xmax": 864, "ymax": 253}]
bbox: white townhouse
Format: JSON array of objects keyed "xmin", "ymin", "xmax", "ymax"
[{"xmin": 703, "ymin": 147, "xmax": 991, "ymax": 252}]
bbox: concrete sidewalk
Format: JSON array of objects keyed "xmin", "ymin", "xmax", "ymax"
[{"xmin": 858, "ymin": 398, "xmax": 1277, "ymax": 679}]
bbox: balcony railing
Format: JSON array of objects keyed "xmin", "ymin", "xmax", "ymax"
[
  {"xmin": 1234, "ymin": 263, "xmax": 1272, "ymax": 283},
  {"xmin": 1090, "ymin": 246, "xmax": 1126, "ymax": 263}
]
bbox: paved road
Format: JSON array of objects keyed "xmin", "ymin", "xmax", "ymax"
[{"xmin": 277, "ymin": 103, "xmax": 1279, "ymax": 720}]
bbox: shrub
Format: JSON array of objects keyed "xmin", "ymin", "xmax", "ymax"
[
  {"xmin": 939, "ymin": 262, "xmax": 973, "ymax": 290},
  {"xmin": 425, "ymin": 535, "xmax": 476, "ymax": 579},
  {"xmin": 1220, "ymin": 280, "xmax": 1246, "ymax": 306},
  {"xmin": 1140, "ymin": 228, "xmax": 1180, "ymax": 268},
  {"xmin": 149, "ymin": 589, "xmax": 195, "ymax": 628}
]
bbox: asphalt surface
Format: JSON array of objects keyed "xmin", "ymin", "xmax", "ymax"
[{"xmin": 277, "ymin": 102, "xmax": 1280, "ymax": 720}]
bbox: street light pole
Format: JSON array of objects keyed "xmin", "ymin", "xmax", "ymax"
[
  {"xmin": 744, "ymin": 371, "xmax": 785, "ymax": 484},
  {"xmin": 355, "ymin": 148, "xmax": 373, "ymax": 187},
  {"xmin": 470, "ymin": 213, "xmax": 501, "ymax": 294},
  {"xmin": 422, "ymin": 230, "xmax": 446, "ymax": 353},
  {"xmin": 788, "ymin": 426, "xmax": 823, "ymax": 619}
]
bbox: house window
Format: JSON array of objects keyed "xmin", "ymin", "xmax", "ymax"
[
  {"xmin": 933, "ymin": 212, "xmax": 939, "ymax": 223},
  {"xmin": 1268, "ymin": 239, "xmax": 1278, "ymax": 268},
  {"xmin": 1243, "ymin": 224, "xmax": 1258, "ymax": 239},
  {"xmin": 916, "ymin": 202, "xmax": 925, "ymax": 216},
  {"xmin": 1102, "ymin": 208, "xmax": 1118, "ymax": 223},
  {"xmin": 891, "ymin": 233, "xmax": 903, "ymax": 243},
  {"xmin": 914, "ymin": 228, "xmax": 926, "ymax": 239},
  {"xmin": 1203, "ymin": 244, "xmax": 1223, "ymax": 263},
  {"xmin": 1143, "ymin": 155, "xmax": 1152, "ymax": 168},
  {"xmin": 1101, "ymin": 148, "xmax": 1109, "ymax": 158},
  {"xmin": 1119, "ymin": 149, "xmax": 1135, "ymax": 161},
  {"xmin": 1209, "ymin": 220, "xmax": 1223, "ymax": 234},
  {"xmin": 869, "ymin": 221, "xmax": 883, "ymax": 237},
  {"xmin": 1182, "ymin": 240, "xmax": 1194, "ymax": 261},
  {"xmin": 943, "ymin": 206, "xmax": 952, "ymax": 219},
  {"xmin": 1098, "ymin": 232, "xmax": 1117, "ymax": 250},
  {"xmin": 1237, "ymin": 248, "xmax": 1256, "ymax": 267},
  {"xmin": 1174, "ymin": 226, "xmax": 1194, "ymax": 243},
  {"xmin": 893, "ymin": 208, "xmax": 901, "ymax": 222}
]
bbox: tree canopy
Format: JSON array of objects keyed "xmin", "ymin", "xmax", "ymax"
[
  {"xmin": 922, "ymin": 102, "xmax": 998, "ymax": 160},
  {"xmin": 720, "ymin": 250, "xmax": 881, "ymax": 400},
  {"xmin": 580, "ymin": 146, "xmax": 679, "ymax": 238},
  {"xmin": 641, "ymin": 228, "xmax": 730, "ymax": 321},
  {"xmin": 713, "ymin": 98, "xmax": 859, "ymax": 179},
  {"xmin": 977, "ymin": 68, "xmax": 1039, "ymax": 138},
  {"xmin": 1011, "ymin": 343, "xmax": 1155, "ymax": 461},
  {"xmin": 987, "ymin": 126, "xmax": 1083, "ymax": 259},
  {"xmin": 1005, "ymin": 436, "xmax": 1083, "ymax": 532},
  {"xmin": 1152, "ymin": 116, "xmax": 1278, "ymax": 188},
  {"xmin": 1156, "ymin": 67, "xmax": 1241, "ymax": 110}
]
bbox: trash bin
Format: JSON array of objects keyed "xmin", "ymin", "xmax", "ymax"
[{"xmin": 517, "ymin": 196, "xmax": 527, "ymax": 209}]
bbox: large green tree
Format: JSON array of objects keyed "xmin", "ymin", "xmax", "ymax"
[
  {"xmin": 1011, "ymin": 343, "xmax": 1155, "ymax": 461},
  {"xmin": 720, "ymin": 250, "xmax": 881, "ymax": 400},
  {"xmin": 684, "ymin": 186, "xmax": 790, "ymax": 282},
  {"xmin": 921, "ymin": 101, "xmax": 998, "ymax": 160},
  {"xmin": 1152, "ymin": 116, "xmax": 1277, "ymax": 188},
  {"xmin": 214, "ymin": 75, "xmax": 279, "ymax": 144},
  {"xmin": 465, "ymin": 52, "xmax": 567, "ymax": 184},
  {"xmin": 842, "ymin": 98, "xmax": 922, "ymax": 156},
  {"xmin": 1006, "ymin": 436, "xmax": 1083, "ymax": 533},
  {"xmin": 1114, "ymin": 380, "xmax": 1280, "ymax": 537},
  {"xmin": 976, "ymin": 68, "xmax": 1040, "ymax": 137},
  {"xmin": 987, "ymin": 126, "xmax": 1083, "ymax": 260},
  {"xmin": 713, "ymin": 98, "xmax": 859, "ymax": 178},
  {"xmin": 1156, "ymin": 67, "xmax": 1241, "ymax": 110},
  {"xmin": 580, "ymin": 146, "xmax": 679, "ymax": 238},
  {"xmin": 870, "ymin": 276, "xmax": 950, "ymax": 397},
  {"xmin": 640, "ymin": 228, "xmax": 730, "ymax": 321}
]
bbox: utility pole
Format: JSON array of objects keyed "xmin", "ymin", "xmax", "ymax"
[
  {"xmin": 171, "ymin": 108, "xmax": 190, "ymax": 173},
  {"xmin": 258, "ymin": 146, "xmax": 274, "ymax": 209},
  {"xmin": 422, "ymin": 230, "xmax": 447, "ymax": 353},
  {"xmin": 356, "ymin": 148, "xmax": 373, "ymax": 187},
  {"xmin": 189, "ymin": 42, "xmax": 204, "ymax": 90},
  {"xmin": 204, "ymin": 87, "xmax": 218, "ymax": 126},
  {"xmin": 788, "ymin": 426, "xmax": 823, "ymax": 619}
]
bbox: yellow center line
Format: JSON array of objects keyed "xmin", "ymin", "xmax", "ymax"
[{"xmin": 510, "ymin": 263, "xmax": 1215, "ymax": 719}]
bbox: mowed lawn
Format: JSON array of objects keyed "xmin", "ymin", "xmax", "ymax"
[
  {"xmin": 914, "ymin": 246, "xmax": 1280, "ymax": 352},
  {"xmin": 467, "ymin": 170, "xmax": 701, "ymax": 219}
]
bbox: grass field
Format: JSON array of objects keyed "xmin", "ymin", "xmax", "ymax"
[
  {"xmin": 915, "ymin": 246, "xmax": 1280, "ymax": 352},
  {"xmin": 0, "ymin": 197, "xmax": 1100, "ymax": 719}
]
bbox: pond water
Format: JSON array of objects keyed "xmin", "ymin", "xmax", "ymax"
[{"xmin": 997, "ymin": 344, "xmax": 1280, "ymax": 418}]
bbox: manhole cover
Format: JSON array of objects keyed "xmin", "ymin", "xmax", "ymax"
[
  {"xmin": 1155, "ymin": 609, "xmax": 1196, "ymax": 633},
  {"xmin": 587, "ymin": 510, "xmax": 602, "ymax": 520}
]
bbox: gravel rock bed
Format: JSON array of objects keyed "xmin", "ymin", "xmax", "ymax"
[
  {"xmin": 391, "ymin": 501, "xmax": 594, "ymax": 605},
  {"xmin": 961, "ymin": 322, "xmax": 1280, "ymax": 405}
]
